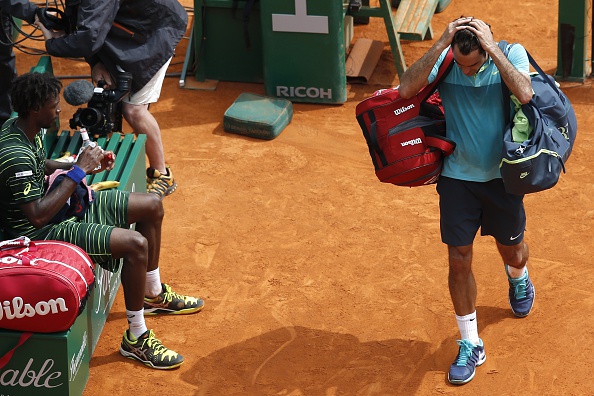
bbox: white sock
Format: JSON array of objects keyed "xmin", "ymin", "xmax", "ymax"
[
  {"xmin": 145, "ymin": 268, "xmax": 163, "ymax": 298},
  {"xmin": 506, "ymin": 264, "xmax": 527, "ymax": 279},
  {"xmin": 126, "ymin": 309, "xmax": 148, "ymax": 339},
  {"xmin": 456, "ymin": 311, "xmax": 480, "ymax": 345}
]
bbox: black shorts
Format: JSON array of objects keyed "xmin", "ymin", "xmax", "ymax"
[{"xmin": 436, "ymin": 177, "xmax": 526, "ymax": 246}]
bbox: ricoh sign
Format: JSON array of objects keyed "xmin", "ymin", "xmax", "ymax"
[
  {"xmin": 262, "ymin": 0, "xmax": 347, "ymax": 104},
  {"xmin": 275, "ymin": 86, "xmax": 333, "ymax": 100}
]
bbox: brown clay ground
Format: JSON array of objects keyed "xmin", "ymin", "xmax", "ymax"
[{"xmin": 16, "ymin": 0, "xmax": 594, "ymax": 394}]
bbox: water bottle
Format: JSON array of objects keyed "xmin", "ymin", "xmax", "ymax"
[
  {"xmin": 77, "ymin": 128, "xmax": 102, "ymax": 171},
  {"xmin": 79, "ymin": 128, "xmax": 96, "ymax": 150}
]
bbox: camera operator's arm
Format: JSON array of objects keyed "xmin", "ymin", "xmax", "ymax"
[
  {"xmin": 0, "ymin": 0, "xmax": 38, "ymax": 23},
  {"xmin": 20, "ymin": 146, "xmax": 103, "ymax": 228},
  {"xmin": 41, "ymin": 0, "xmax": 117, "ymax": 59},
  {"xmin": 36, "ymin": 19, "xmax": 65, "ymax": 40},
  {"xmin": 91, "ymin": 62, "xmax": 113, "ymax": 89}
]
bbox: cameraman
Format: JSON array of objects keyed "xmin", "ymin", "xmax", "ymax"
[
  {"xmin": 36, "ymin": 0, "xmax": 187, "ymax": 199},
  {"xmin": 0, "ymin": 0, "xmax": 38, "ymax": 126}
]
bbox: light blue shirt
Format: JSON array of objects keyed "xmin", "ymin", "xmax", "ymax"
[{"xmin": 428, "ymin": 43, "xmax": 530, "ymax": 181}]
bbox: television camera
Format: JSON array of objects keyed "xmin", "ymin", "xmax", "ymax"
[{"xmin": 65, "ymin": 71, "xmax": 133, "ymax": 136}]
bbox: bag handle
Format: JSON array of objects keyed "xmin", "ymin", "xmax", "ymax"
[
  {"xmin": 418, "ymin": 48, "xmax": 455, "ymax": 102},
  {"xmin": 0, "ymin": 236, "xmax": 36, "ymax": 265},
  {"xmin": 0, "ymin": 236, "xmax": 32, "ymax": 250},
  {"xmin": 426, "ymin": 134, "xmax": 456, "ymax": 157},
  {"xmin": 525, "ymin": 51, "xmax": 564, "ymax": 98},
  {"xmin": 0, "ymin": 332, "xmax": 33, "ymax": 370}
]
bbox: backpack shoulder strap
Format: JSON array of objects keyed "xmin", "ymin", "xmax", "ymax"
[
  {"xmin": 525, "ymin": 51, "xmax": 563, "ymax": 97},
  {"xmin": 436, "ymin": 47, "xmax": 455, "ymax": 83},
  {"xmin": 420, "ymin": 47, "xmax": 454, "ymax": 101},
  {"xmin": 498, "ymin": 40, "xmax": 513, "ymax": 125}
]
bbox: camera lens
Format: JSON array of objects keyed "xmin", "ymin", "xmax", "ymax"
[
  {"xmin": 116, "ymin": 72, "xmax": 133, "ymax": 92},
  {"xmin": 79, "ymin": 108, "xmax": 103, "ymax": 128}
]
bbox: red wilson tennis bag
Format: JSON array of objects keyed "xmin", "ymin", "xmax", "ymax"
[
  {"xmin": 355, "ymin": 49, "xmax": 456, "ymax": 186},
  {"xmin": 0, "ymin": 236, "xmax": 95, "ymax": 333}
]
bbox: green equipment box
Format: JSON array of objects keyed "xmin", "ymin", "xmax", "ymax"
[
  {"xmin": 194, "ymin": 0, "xmax": 264, "ymax": 83},
  {"xmin": 260, "ymin": 0, "xmax": 347, "ymax": 104}
]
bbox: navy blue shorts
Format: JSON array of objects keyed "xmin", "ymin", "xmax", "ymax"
[{"xmin": 436, "ymin": 177, "xmax": 526, "ymax": 246}]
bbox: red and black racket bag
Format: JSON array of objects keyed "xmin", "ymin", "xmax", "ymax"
[
  {"xmin": 355, "ymin": 49, "xmax": 456, "ymax": 186},
  {"xmin": 0, "ymin": 236, "xmax": 95, "ymax": 333}
]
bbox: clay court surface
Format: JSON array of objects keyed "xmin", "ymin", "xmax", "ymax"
[{"xmin": 14, "ymin": 0, "xmax": 594, "ymax": 394}]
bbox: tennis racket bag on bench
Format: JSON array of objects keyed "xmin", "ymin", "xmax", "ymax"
[
  {"xmin": 0, "ymin": 236, "xmax": 95, "ymax": 333},
  {"xmin": 355, "ymin": 49, "xmax": 456, "ymax": 187}
]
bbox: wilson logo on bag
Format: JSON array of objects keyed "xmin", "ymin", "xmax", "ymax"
[
  {"xmin": 0, "ymin": 236, "xmax": 95, "ymax": 333},
  {"xmin": 355, "ymin": 49, "xmax": 456, "ymax": 187}
]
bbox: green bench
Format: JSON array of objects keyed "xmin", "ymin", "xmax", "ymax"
[
  {"xmin": 348, "ymin": 0, "xmax": 440, "ymax": 78},
  {"xmin": 45, "ymin": 130, "xmax": 148, "ymax": 193},
  {"xmin": 0, "ymin": 56, "xmax": 147, "ymax": 396}
]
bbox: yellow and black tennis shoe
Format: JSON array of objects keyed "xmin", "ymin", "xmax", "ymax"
[
  {"xmin": 146, "ymin": 166, "xmax": 176, "ymax": 199},
  {"xmin": 144, "ymin": 283, "xmax": 204, "ymax": 315},
  {"xmin": 120, "ymin": 329, "xmax": 183, "ymax": 370}
]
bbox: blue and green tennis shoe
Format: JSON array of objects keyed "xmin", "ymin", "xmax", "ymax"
[
  {"xmin": 448, "ymin": 339, "xmax": 487, "ymax": 384},
  {"xmin": 506, "ymin": 265, "xmax": 535, "ymax": 317}
]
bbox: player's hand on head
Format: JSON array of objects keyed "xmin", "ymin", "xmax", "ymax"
[
  {"xmin": 438, "ymin": 16, "xmax": 473, "ymax": 47},
  {"xmin": 466, "ymin": 18, "xmax": 496, "ymax": 52}
]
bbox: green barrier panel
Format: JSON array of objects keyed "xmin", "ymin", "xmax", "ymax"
[
  {"xmin": 194, "ymin": 0, "xmax": 264, "ymax": 83},
  {"xmin": 86, "ymin": 265, "xmax": 122, "ymax": 355},
  {"xmin": 0, "ymin": 297, "xmax": 91, "ymax": 396},
  {"xmin": 11, "ymin": 18, "xmax": 22, "ymax": 42},
  {"xmin": 29, "ymin": 55, "xmax": 54, "ymax": 76},
  {"xmin": 121, "ymin": 134, "xmax": 148, "ymax": 193},
  {"xmin": 556, "ymin": 0, "xmax": 590, "ymax": 81},
  {"xmin": 260, "ymin": 0, "xmax": 347, "ymax": 104}
]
